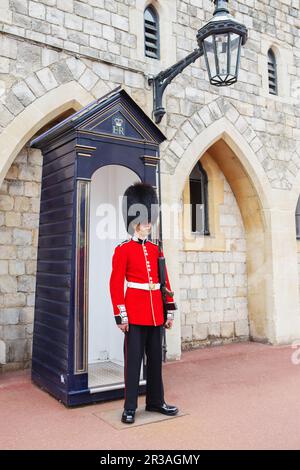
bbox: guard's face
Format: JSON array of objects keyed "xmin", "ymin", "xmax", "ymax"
[{"xmin": 137, "ymin": 222, "xmax": 152, "ymax": 236}]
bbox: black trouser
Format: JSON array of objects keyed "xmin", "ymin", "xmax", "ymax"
[{"xmin": 123, "ymin": 324, "xmax": 164, "ymax": 411}]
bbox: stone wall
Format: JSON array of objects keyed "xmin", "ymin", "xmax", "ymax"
[
  {"xmin": 1, "ymin": 1, "xmax": 299, "ymax": 187},
  {"xmin": 0, "ymin": 0, "xmax": 300, "ymax": 368},
  {"xmin": 0, "ymin": 146, "xmax": 41, "ymax": 370}
]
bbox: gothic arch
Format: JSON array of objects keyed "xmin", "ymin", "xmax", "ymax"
[
  {"xmin": 160, "ymin": 113, "xmax": 280, "ymax": 359},
  {"xmin": 0, "ymin": 81, "xmax": 93, "ymax": 187},
  {"xmin": 172, "ymin": 117, "xmax": 272, "ymax": 218}
]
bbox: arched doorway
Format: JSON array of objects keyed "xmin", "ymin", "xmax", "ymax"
[
  {"xmin": 179, "ymin": 139, "xmax": 265, "ymax": 348},
  {"xmin": 161, "ymin": 117, "xmax": 277, "ymax": 359}
]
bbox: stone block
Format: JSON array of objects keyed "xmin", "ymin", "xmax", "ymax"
[
  {"xmin": 209, "ymin": 322, "xmax": 221, "ymax": 337},
  {"xmin": 0, "ymin": 340, "xmax": 6, "ymax": 364},
  {"xmin": 197, "ymin": 311, "xmax": 210, "ymax": 324},
  {"xmin": 235, "ymin": 320, "xmax": 250, "ymax": 337},
  {"xmin": 0, "ymin": 275, "xmax": 17, "ymax": 294},
  {"xmin": 57, "ymin": 0, "xmax": 73, "ymax": 12},
  {"xmin": 193, "ymin": 323, "xmax": 208, "ymax": 340},
  {"xmin": 0, "ymin": 57, "xmax": 10, "ymax": 74},
  {"xmin": 12, "ymin": 228, "xmax": 32, "ymax": 246},
  {"xmin": 111, "ymin": 13, "xmax": 128, "ymax": 31},
  {"xmin": 17, "ymin": 275, "xmax": 36, "ymax": 293},
  {"xmin": 12, "ymin": 81, "xmax": 35, "ymax": 106},
  {"xmin": 0, "ymin": 229, "xmax": 12, "ymax": 245},
  {"xmin": 7, "ymin": 339, "xmax": 28, "ymax": 362},
  {"xmin": 10, "ymin": 0, "xmax": 28, "ymax": 15},
  {"xmin": 50, "ymin": 61, "xmax": 73, "ymax": 83},
  {"xmin": 9, "ymin": 260, "xmax": 25, "ymax": 276},
  {"xmin": 181, "ymin": 325, "xmax": 193, "ymax": 342},
  {"xmin": 19, "ymin": 307, "xmax": 34, "ymax": 324},
  {"xmin": 94, "ymin": 7, "xmax": 111, "ymax": 24},
  {"xmin": 4, "ymin": 325, "xmax": 26, "ymax": 341},
  {"xmin": 75, "ymin": 1, "xmax": 93, "ymax": 19},
  {"xmin": 4, "ymin": 292, "xmax": 26, "ymax": 307},
  {"xmin": 66, "ymin": 57, "xmax": 86, "ymax": 79},
  {"xmin": 29, "ymin": 1, "xmax": 46, "ymax": 20},
  {"xmin": 0, "ymin": 261, "xmax": 8, "ymax": 275},
  {"xmin": 0, "ymin": 308, "xmax": 19, "ymax": 325},
  {"xmin": 124, "ymin": 70, "xmax": 144, "ymax": 88},
  {"xmin": 221, "ymin": 322, "xmax": 235, "ymax": 338},
  {"xmin": 36, "ymin": 68, "xmax": 58, "ymax": 91},
  {"xmin": 102, "ymin": 24, "xmax": 115, "ymax": 42},
  {"xmin": 0, "ymin": 246, "xmax": 16, "ymax": 260},
  {"xmin": 65, "ymin": 12, "xmax": 83, "ymax": 31},
  {"xmin": 183, "ymin": 263, "xmax": 194, "ymax": 275},
  {"xmin": 79, "ymin": 68, "xmax": 99, "ymax": 91}
]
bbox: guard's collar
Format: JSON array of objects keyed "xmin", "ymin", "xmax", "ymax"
[{"xmin": 132, "ymin": 234, "xmax": 148, "ymax": 244}]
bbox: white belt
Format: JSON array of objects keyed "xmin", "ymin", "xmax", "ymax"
[{"xmin": 127, "ymin": 281, "xmax": 161, "ymax": 291}]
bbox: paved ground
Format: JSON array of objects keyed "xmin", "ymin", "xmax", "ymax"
[{"xmin": 1, "ymin": 341, "xmax": 300, "ymax": 450}]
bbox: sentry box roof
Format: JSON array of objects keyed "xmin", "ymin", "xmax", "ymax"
[{"xmin": 30, "ymin": 86, "xmax": 166, "ymax": 149}]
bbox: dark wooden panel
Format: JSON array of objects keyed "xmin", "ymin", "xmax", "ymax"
[
  {"xmin": 39, "ymin": 205, "xmax": 73, "ymax": 225},
  {"xmin": 34, "ymin": 309, "xmax": 69, "ymax": 332},
  {"xmin": 40, "ymin": 192, "xmax": 73, "ymax": 213},
  {"xmin": 42, "ymin": 164, "xmax": 75, "ymax": 188},
  {"xmin": 36, "ymin": 285, "xmax": 70, "ymax": 303},
  {"xmin": 37, "ymin": 259, "xmax": 72, "ymax": 275},
  {"xmin": 33, "ymin": 139, "xmax": 75, "ymax": 381},
  {"xmin": 32, "ymin": 343, "xmax": 68, "ymax": 370},
  {"xmin": 38, "ymin": 233, "xmax": 72, "ymax": 249},
  {"xmin": 35, "ymin": 272, "xmax": 71, "ymax": 288},
  {"xmin": 37, "ymin": 247, "xmax": 72, "ymax": 261},
  {"xmin": 36, "ymin": 298, "xmax": 69, "ymax": 316},
  {"xmin": 38, "ymin": 219, "xmax": 73, "ymax": 235},
  {"xmin": 33, "ymin": 320, "xmax": 68, "ymax": 345},
  {"xmin": 42, "ymin": 137, "xmax": 75, "ymax": 160},
  {"xmin": 33, "ymin": 333, "xmax": 68, "ymax": 359},
  {"xmin": 34, "ymin": 302, "xmax": 70, "ymax": 325},
  {"xmin": 43, "ymin": 152, "xmax": 75, "ymax": 177},
  {"xmin": 41, "ymin": 177, "xmax": 74, "ymax": 199}
]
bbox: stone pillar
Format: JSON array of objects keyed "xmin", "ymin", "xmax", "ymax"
[{"xmin": 264, "ymin": 196, "xmax": 300, "ymax": 344}]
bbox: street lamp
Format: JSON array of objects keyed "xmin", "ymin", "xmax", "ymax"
[{"xmin": 149, "ymin": 0, "xmax": 248, "ymax": 124}]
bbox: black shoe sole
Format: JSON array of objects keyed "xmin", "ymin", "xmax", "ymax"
[{"xmin": 145, "ymin": 407, "xmax": 178, "ymax": 415}]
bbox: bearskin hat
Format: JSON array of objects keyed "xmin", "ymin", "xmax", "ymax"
[{"xmin": 122, "ymin": 182, "xmax": 159, "ymax": 235}]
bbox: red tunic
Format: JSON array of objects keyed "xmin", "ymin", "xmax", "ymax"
[{"xmin": 109, "ymin": 236, "xmax": 175, "ymax": 326}]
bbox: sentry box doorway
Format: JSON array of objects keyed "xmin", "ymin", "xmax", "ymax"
[{"xmin": 30, "ymin": 87, "xmax": 166, "ymax": 406}]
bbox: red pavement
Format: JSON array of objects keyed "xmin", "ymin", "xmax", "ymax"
[{"xmin": 1, "ymin": 341, "xmax": 300, "ymax": 450}]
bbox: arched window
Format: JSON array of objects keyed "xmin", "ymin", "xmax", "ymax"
[
  {"xmin": 189, "ymin": 161, "xmax": 209, "ymax": 235},
  {"xmin": 268, "ymin": 48, "xmax": 277, "ymax": 95},
  {"xmin": 144, "ymin": 5, "xmax": 160, "ymax": 59},
  {"xmin": 296, "ymin": 195, "xmax": 300, "ymax": 239}
]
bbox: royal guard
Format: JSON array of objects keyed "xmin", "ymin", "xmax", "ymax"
[{"xmin": 109, "ymin": 182, "xmax": 179, "ymax": 424}]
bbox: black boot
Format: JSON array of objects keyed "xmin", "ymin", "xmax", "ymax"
[{"xmin": 121, "ymin": 409, "xmax": 135, "ymax": 424}]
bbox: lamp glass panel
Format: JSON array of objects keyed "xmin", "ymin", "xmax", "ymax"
[
  {"xmin": 215, "ymin": 33, "xmax": 229, "ymax": 77},
  {"xmin": 203, "ymin": 35, "xmax": 216, "ymax": 78},
  {"xmin": 229, "ymin": 33, "xmax": 241, "ymax": 76}
]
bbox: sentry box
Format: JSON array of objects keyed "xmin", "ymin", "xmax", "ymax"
[{"xmin": 29, "ymin": 87, "xmax": 166, "ymax": 406}]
